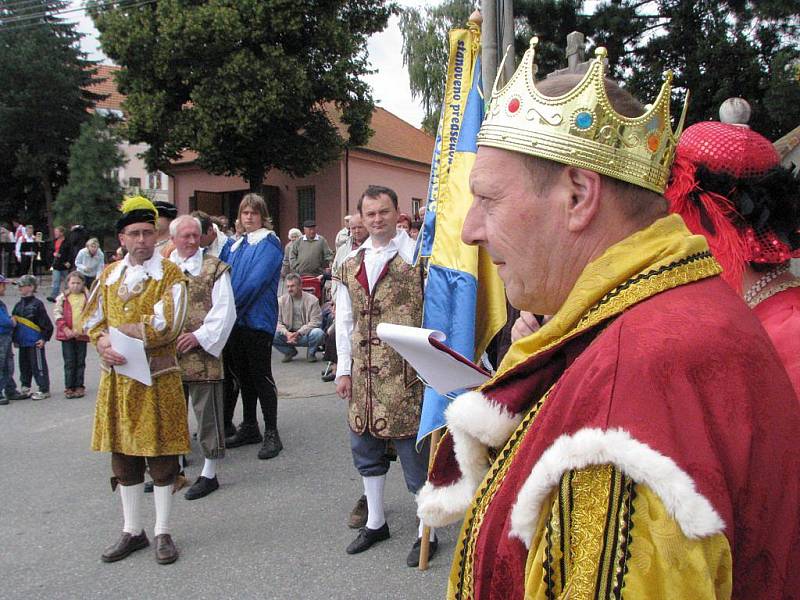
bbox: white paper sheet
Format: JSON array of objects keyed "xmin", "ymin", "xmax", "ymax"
[
  {"xmin": 109, "ymin": 327, "xmax": 152, "ymax": 386},
  {"xmin": 376, "ymin": 323, "xmax": 490, "ymax": 395}
]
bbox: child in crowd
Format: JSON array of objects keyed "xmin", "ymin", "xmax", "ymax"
[
  {"xmin": 12, "ymin": 274, "xmax": 53, "ymax": 400},
  {"xmin": 0, "ymin": 274, "xmax": 26, "ymax": 405},
  {"xmin": 54, "ymin": 271, "xmax": 89, "ymax": 398}
]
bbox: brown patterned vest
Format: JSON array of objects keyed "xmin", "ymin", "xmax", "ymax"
[
  {"xmin": 341, "ymin": 251, "xmax": 424, "ymax": 439},
  {"xmin": 178, "ymin": 253, "xmax": 230, "ymax": 382}
]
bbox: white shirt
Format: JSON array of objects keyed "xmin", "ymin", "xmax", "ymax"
[
  {"xmin": 169, "ymin": 248, "xmax": 236, "ymax": 358},
  {"xmin": 335, "ymin": 229, "xmax": 416, "ymax": 379}
]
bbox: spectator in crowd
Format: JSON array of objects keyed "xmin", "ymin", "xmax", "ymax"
[
  {"xmin": 111, "ymin": 246, "xmax": 126, "ymax": 262},
  {"xmin": 233, "ymin": 219, "xmax": 244, "ymax": 239},
  {"xmin": 274, "ymin": 273, "xmax": 324, "ymax": 363},
  {"xmin": 13, "ymin": 274, "xmax": 53, "ymax": 400},
  {"xmin": 0, "ymin": 274, "xmax": 26, "ymax": 405},
  {"xmin": 75, "ymin": 238, "xmax": 105, "ymax": 290},
  {"xmin": 153, "ymin": 201, "xmax": 178, "ymax": 258},
  {"xmin": 48, "ymin": 225, "xmax": 69, "ymax": 302},
  {"xmin": 63, "ymin": 224, "xmax": 89, "ymax": 271},
  {"xmin": 396, "ymin": 213, "xmax": 412, "ymax": 233},
  {"xmin": 220, "ymin": 194, "xmax": 284, "ymax": 460},
  {"xmin": 169, "ymin": 215, "xmax": 236, "ymax": 500},
  {"xmin": 192, "ymin": 210, "xmax": 231, "ymax": 258},
  {"xmin": 15, "ymin": 224, "xmax": 35, "ymax": 276},
  {"xmin": 281, "ymin": 228, "xmax": 302, "ymax": 279},
  {"xmin": 335, "ymin": 215, "xmax": 352, "ymax": 248},
  {"xmin": 288, "ymin": 220, "xmax": 333, "ymax": 277},
  {"xmin": 409, "ymin": 220, "xmax": 422, "ymax": 241},
  {"xmin": 54, "ymin": 271, "xmax": 90, "ymax": 398}
]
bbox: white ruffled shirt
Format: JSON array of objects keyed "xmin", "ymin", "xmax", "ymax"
[
  {"xmin": 169, "ymin": 248, "xmax": 236, "ymax": 358},
  {"xmin": 335, "ymin": 229, "xmax": 416, "ymax": 379}
]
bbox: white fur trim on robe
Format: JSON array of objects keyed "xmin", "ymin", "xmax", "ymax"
[
  {"xmin": 509, "ymin": 427, "xmax": 726, "ymax": 548},
  {"xmin": 417, "ymin": 391, "xmax": 524, "ymax": 527}
]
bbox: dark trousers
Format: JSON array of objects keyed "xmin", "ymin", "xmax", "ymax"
[
  {"xmin": 111, "ymin": 453, "xmax": 179, "ymax": 486},
  {"xmin": 349, "ymin": 431, "xmax": 430, "ymax": 494},
  {"xmin": 0, "ymin": 336, "xmax": 18, "ymax": 396},
  {"xmin": 323, "ymin": 325, "xmax": 337, "ymax": 363},
  {"xmin": 61, "ymin": 339, "xmax": 87, "ymax": 389},
  {"xmin": 226, "ymin": 326, "xmax": 278, "ymax": 430},
  {"xmin": 18, "ymin": 345, "xmax": 49, "ymax": 392},
  {"xmin": 222, "ymin": 351, "xmax": 240, "ymax": 431}
]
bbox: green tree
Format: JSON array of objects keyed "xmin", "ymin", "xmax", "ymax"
[
  {"xmin": 400, "ymin": 0, "xmax": 475, "ymax": 134},
  {"xmin": 89, "ymin": 0, "xmax": 396, "ymax": 191},
  {"xmin": 0, "ymin": 0, "xmax": 101, "ymax": 231},
  {"xmin": 54, "ymin": 113, "xmax": 126, "ymax": 243}
]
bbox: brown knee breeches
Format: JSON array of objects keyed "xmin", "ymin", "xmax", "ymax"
[{"xmin": 111, "ymin": 453, "xmax": 180, "ymax": 486}]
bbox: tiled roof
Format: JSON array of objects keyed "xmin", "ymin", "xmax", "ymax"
[
  {"xmin": 86, "ymin": 64, "xmax": 434, "ymax": 166},
  {"xmin": 87, "ymin": 64, "xmax": 125, "ymax": 111}
]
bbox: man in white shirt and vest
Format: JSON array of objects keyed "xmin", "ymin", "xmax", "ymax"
[{"xmin": 335, "ymin": 185, "xmax": 436, "ymax": 566}]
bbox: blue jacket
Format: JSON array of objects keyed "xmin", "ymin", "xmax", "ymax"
[
  {"xmin": 0, "ymin": 300, "xmax": 13, "ymax": 337},
  {"xmin": 220, "ymin": 229, "xmax": 283, "ymax": 334},
  {"xmin": 12, "ymin": 296, "xmax": 53, "ymax": 347}
]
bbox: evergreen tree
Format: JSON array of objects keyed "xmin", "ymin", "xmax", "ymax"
[
  {"xmin": 54, "ymin": 114, "xmax": 126, "ymax": 243},
  {"xmin": 0, "ymin": 0, "xmax": 101, "ymax": 231},
  {"xmin": 89, "ymin": 0, "xmax": 396, "ymax": 190}
]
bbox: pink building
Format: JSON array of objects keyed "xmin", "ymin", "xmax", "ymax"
[{"xmin": 167, "ymin": 108, "xmax": 434, "ymax": 244}]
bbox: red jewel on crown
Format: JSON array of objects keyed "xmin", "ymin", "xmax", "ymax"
[{"xmin": 508, "ymin": 98, "xmax": 520, "ymax": 113}]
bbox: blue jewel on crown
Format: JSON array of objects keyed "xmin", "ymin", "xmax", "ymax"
[{"xmin": 575, "ymin": 111, "xmax": 593, "ymax": 130}]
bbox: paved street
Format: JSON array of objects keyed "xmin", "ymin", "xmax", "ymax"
[{"xmin": 0, "ymin": 283, "xmax": 451, "ymax": 600}]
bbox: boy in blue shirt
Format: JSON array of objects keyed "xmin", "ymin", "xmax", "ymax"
[
  {"xmin": 0, "ymin": 274, "xmax": 27, "ymax": 405},
  {"xmin": 12, "ymin": 274, "xmax": 53, "ymax": 400}
]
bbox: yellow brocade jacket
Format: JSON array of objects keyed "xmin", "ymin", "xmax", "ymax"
[{"xmin": 85, "ymin": 254, "xmax": 190, "ymax": 457}]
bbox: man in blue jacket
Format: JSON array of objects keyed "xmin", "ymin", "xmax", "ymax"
[{"xmin": 220, "ymin": 194, "xmax": 284, "ymax": 459}]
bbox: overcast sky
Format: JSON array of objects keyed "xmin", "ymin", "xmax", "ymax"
[{"xmin": 70, "ymin": 0, "xmax": 428, "ymax": 127}]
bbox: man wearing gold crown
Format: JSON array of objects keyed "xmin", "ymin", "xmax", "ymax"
[
  {"xmin": 416, "ymin": 41, "xmax": 800, "ymax": 599},
  {"xmin": 83, "ymin": 196, "xmax": 190, "ymax": 565}
]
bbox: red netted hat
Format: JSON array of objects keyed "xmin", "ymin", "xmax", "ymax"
[{"xmin": 666, "ymin": 98, "xmax": 800, "ymax": 292}]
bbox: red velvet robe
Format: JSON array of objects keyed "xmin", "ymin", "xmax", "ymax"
[{"xmin": 445, "ymin": 276, "xmax": 800, "ymax": 599}]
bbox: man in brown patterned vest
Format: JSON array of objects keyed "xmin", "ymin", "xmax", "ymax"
[
  {"xmin": 335, "ymin": 185, "xmax": 435, "ymax": 566},
  {"xmin": 169, "ymin": 215, "xmax": 236, "ymax": 500}
]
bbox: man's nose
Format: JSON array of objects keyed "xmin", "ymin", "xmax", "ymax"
[{"xmin": 461, "ymin": 201, "xmax": 484, "ymax": 246}]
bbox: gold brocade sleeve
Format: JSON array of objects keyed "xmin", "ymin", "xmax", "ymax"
[
  {"xmin": 523, "ymin": 466, "xmax": 732, "ymax": 599},
  {"xmin": 141, "ymin": 281, "xmax": 187, "ymax": 349},
  {"xmin": 83, "ymin": 274, "xmax": 107, "ymax": 346}
]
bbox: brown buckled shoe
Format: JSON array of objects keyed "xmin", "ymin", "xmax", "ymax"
[
  {"xmin": 154, "ymin": 534, "xmax": 179, "ymax": 564},
  {"xmin": 101, "ymin": 530, "xmax": 149, "ymax": 563},
  {"xmin": 348, "ymin": 494, "xmax": 368, "ymax": 529}
]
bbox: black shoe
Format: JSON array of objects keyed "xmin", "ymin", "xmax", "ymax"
[
  {"xmin": 184, "ymin": 475, "xmax": 219, "ymax": 500},
  {"xmin": 225, "ymin": 423, "xmax": 262, "ymax": 448},
  {"xmin": 406, "ymin": 535, "xmax": 438, "ymax": 567},
  {"xmin": 224, "ymin": 423, "xmax": 236, "ymax": 438},
  {"xmin": 346, "ymin": 523, "xmax": 390, "ymax": 555},
  {"xmin": 46, "ymin": 296, "xmax": 56, "ymax": 303},
  {"xmin": 0, "ymin": 397, "xmax": 8, "ymax": 406},
  {"xmin": 321, "ymin": 371, "xmax": 335, "ymax": 382},
  {"xmin": 144, "ymin": 481, "xmax": 154, "ymax": 493},
  {"xmin": 257, "ymin": 429, "xmax": 283, "ymax": 459},
  {"xmin": 6, "ymin": 391, "xmax": 29, "ymax": 401}
]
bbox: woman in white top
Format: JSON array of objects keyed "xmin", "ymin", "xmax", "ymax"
[{"xmin": 74, "ymin": 238, "xmax": 105, "ymax": 290}]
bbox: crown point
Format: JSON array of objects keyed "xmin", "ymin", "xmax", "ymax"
[
  {"xmin": 530, "ymin": 36, "xmax": 539, "ymax": 48},
  {"xmin": 595, "ymin": 47, "xmax": 608, "ymax": 59}
]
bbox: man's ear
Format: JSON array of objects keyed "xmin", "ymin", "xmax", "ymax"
[{"xmin": 565, "ymin": 167, "xmax": 602, "ymax": 233}]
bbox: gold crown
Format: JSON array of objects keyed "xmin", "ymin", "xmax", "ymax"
[{"xmin": 477, "ymin": 38, "xmax": 689, "ymax": 193}]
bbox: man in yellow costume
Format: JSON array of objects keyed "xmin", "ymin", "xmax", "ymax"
[
  {"xmin": 416, "ymin": 41, "xmax": 800, "ymax": 598},
  {"xmin": 84, "ymin": 196, "xmax": 189, "ymax": 565}
]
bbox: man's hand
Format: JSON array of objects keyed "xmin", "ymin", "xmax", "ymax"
[
  {"xmin": 97, "ymin": 333, "xmax": 126, "ymax": 366},
  {"xmin": 286, "ymin": 331, "xmax": 299, "ymax": 345},
  {"xmin": 336, "ymin": 375, "xmax": 352, "ymax": 400},
  {"xmin": 62, "ymin": 327, "xmax": 74, "ymax": 339},
  {"xmin": 511, "ymin": 311, "xmax": 547, "ymax": 342},
  {"xmin": 176, "ymin": 332, "xmax": 200, "ymax": 354},
  {"xmin": 35, "ymin": 339, "xmax": 45, "ymax": 349}
]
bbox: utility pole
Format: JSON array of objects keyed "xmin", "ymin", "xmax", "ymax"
[{"xmin": 481, "ymin": 0, "xmax": 515, "ymax": 98}]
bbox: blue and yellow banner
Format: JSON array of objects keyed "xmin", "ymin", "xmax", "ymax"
[{"xmin": 416, "ymin": 23, "xmax": 507, "ymax": 447}]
